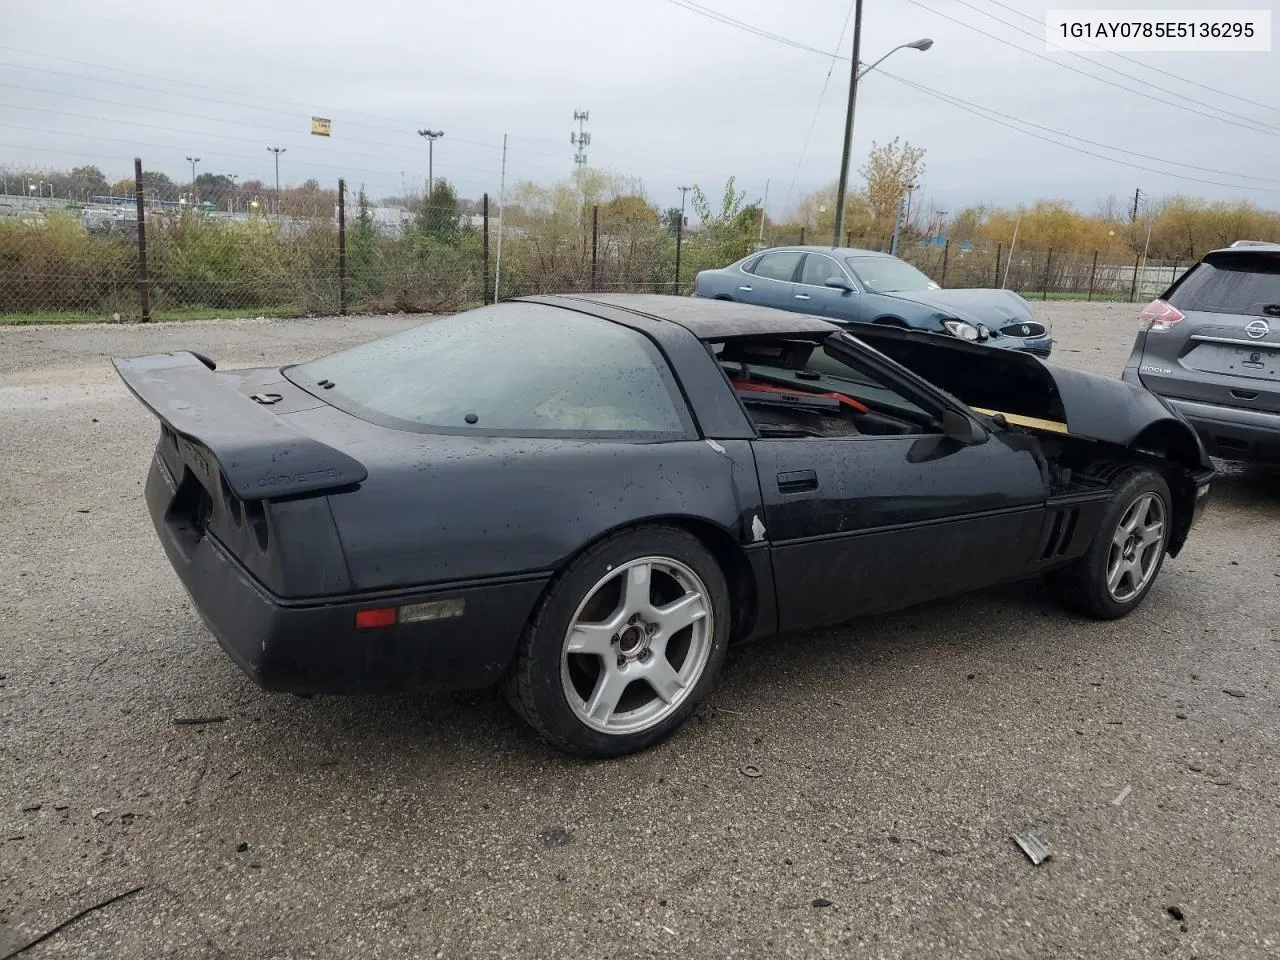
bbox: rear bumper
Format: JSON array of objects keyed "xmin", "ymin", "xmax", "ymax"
[
  {"xmin": 1154, "ymin": 396, "xmax": 1280, "ymax": 464},
  {"xmin": 146, "ymin": 456, "xmax": 550, "ymax": 694}
]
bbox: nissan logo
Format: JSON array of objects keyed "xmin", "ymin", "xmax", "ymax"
[{"xmin": 1245, "ymin": 319, "xmax": 1270, "ymax": 339}]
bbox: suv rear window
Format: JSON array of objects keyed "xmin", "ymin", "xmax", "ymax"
[
  {"xmin": 1167, "ymin": 253, "xmax": 1280, "ymax": 317},
  {"xmin": 288, "ymin": 302, "xmax": 689, "ymax": 438}
]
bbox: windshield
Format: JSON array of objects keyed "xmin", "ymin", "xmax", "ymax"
[
  {"xmin": 846, "ymin": 257, "xmax": 939, "ymax": 294},
  {"xmin": 287, "ymin": 302, "xmax": 688, "ymax": 438}
]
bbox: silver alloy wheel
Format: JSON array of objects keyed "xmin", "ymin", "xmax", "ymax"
[
  {"xmin": 560, "ymin": 556, "xmax": 714, "ymax": 735},
  {"xmin": 1106, "ymin": 491, "xmax": 1167, "ymax": 602}
]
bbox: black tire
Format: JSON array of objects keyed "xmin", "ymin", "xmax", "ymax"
[
  {"xmin": 1048, "ymin": 467, "xmax": 1172, "ymax": 620},
  {"xmin": 503, "ymin": 525, "xmax": 731, "ymax": 758}
]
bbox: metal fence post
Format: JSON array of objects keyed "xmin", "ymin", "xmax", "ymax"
[
  {"xmin": 482, "ymin": 193, "xmax": 490, "ymax": 305},
  {"xmin": 799, "ymin": 226, "xmax": 805, "ymax": 245},
  {"xmin": 940, "ymin": 238, "xmax": 950, "ymax": 287},
  {"xmin": 133, "ymin": 157, "xmax": 150, "ymax": 322},
  {"xmin": 673, "ymin": 216, "xmax": 684, "ymax": 294},
  {"xmin": 1129, "ymin": 252, "xmax": 1141, "ymax": 302},
  {"xmin": 1171, "ymin": 258, "xmax": 1179, "ymax": 289},
  {"xmin": 591, "ymin": 204, "xmax": 599, "ymax": 292},
  {"xmin": 1087, "ymin": 250, "xmax": 1098, "ymax": 301},
  {"xmin": 337, "ymin": 178, "xmax": 347, "ymax": 315},
  {"xmin": 994, "ymin": 243, "xmax": 1002, "ymax": 288},
  {"xmin": 1042, "ymin": 247, "xmax": 1053, "ymax": 301}
]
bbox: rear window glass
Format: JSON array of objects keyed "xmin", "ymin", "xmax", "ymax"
[
  {"xmin": 288, "ymin": 302, "xmax": 688, "ymax": 437},
  {"xmin": 1168, "ymin": 254, "xmax": 1280, "ymax": 317}
]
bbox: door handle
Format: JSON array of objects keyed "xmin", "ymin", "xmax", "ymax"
[
  {"xmin": 794, "ymin": 294, "xmax": 811, "ymax": 300},
  {"xmin": 737, "ymin": 285, "xmax": 753, "ymax": 291},
  {"xmin": 777, "ymin": 469, "xmax": 818, "ymax": 493}
]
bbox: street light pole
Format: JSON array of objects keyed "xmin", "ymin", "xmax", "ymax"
[
  {"xmin": 831, "ymin": 25, "xmax": 934, "ymax": 247},
  {"xmin": 418, "ymin": 129, "xmax": 444, "ymax": 196},
  {"xmin": 186, "ymin": 156, "xmax": 201, "ymax": 205},
  {"xmin": 267, "ymin": 147, "xmax": 286, "ymax": 215},
  {"xmin": 227, "ymin": 173, "xmax": 238, "ymax": 214}
]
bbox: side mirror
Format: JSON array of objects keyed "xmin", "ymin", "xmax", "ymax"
[
  {"xmin": 824, "ymin": 276, "xmax": 854, "ymax": 293},
  {"xmin": 941, "ymin": 409, "xmax": 979, "ymax": 445}
]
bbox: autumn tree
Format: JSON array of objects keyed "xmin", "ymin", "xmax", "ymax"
[
  {"xmin": 859, "ymin": 137, "xmax": 926, "ymax": 238},
  {"xmin": 792, "ymin": 182, "xmax": 873, "ymax": 241}
]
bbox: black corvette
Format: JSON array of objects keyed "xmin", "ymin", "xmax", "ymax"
[{"xmin": 116, "ymin": 294, "xmax": 1215, "ymax": 757}]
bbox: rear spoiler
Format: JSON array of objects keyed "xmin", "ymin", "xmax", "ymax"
[{"xmin": 113, "ymin": 351, "xmax": 367, "ymax": 500}]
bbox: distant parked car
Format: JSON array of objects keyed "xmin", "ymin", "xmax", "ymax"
[
  {"xmin": 693, "ymin": 245, "xmax": 1053, "ymax": 355},
  {"xmin": 1122, "ymin": 241, "xmax": 1280, "ymax": 464}
]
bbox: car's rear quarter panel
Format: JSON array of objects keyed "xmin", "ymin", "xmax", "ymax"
[{"xmin": 278, "ymin": 402, "xmax": 767, "ymax": 593}]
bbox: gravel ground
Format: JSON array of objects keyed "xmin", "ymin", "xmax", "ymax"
[{"xmin": 1, "ymin": 301, "xmax": 1277, "ymax": 959}]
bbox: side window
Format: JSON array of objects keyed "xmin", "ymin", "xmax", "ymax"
[
  {"xmin": 718, "ymin": 336, "xmax": 942, "ymax": 439},
  {"xmin": 740, "ymin": 256, "xmax": 762, "ymax": 275},
  {"xmin": 753, "ymin": 251, "xmax": 804, "ymax": 282},
  {"xmin": 799, "ymin": 254, "xmax": 843, "ymax": 287}
]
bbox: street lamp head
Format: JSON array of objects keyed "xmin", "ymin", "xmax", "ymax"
[
  {"xmin": 418, "ymin": 129, "xmax": 444, "ymax": 139},
  {"xmin": 908, "ymin": 38, "xmax": 933, "ymax": 50}
]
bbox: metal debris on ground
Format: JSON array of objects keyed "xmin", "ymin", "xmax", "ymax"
[
  {"xmin": 172, "ymin": 716, "xmax": 227, "ymax": 725},
  {"xmin": 739, "ymin": 764, "xmax": 762, "ymax": 778},
  {"xmin": 539, "ymin": 827, "xmax": 574, "ymax": 848},
  {"xmin": 20, "ymin": 803, "xmax": 41, "ymax": 813},
  {"xmin": 1222, "ymin": 689, "xmax": 1247, "ymax": 698},
  {"xmin": 1111, "ymin": 785, "xmax": 1132, "ymax": 806},
  {"xmin": 812, "ymin": 898, "xmax": 833, "ymax": 908},
  {"xmin": 1012, "ymin": 830, "xmax": 1052, "ymax": 865}
]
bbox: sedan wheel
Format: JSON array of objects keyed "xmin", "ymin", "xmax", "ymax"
[
  {"xmin": 505, "ymin": 526, "xmax": 730, "ymax": 757},
  {"xmin": 1048, "ymin": 467, "xmax": 1172, "ymax": 620}
]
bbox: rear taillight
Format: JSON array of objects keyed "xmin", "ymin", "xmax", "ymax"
[{"xmin": 1139, "ymin": 299, "xmax": 1185, "ymax": 332}]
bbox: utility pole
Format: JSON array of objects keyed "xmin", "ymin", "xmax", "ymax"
[
  {"xmin": 267, "ymin": 147, "xmax": 286, "ymax": 216},
  {"xmin": 677, "ymin": 185, "xmax": 691, "ymax": 227},
  {"xmin": 418, "ymin": 129, "xmax": 444, "ymax": 196},
  {"xmin": 186, "ymin": 155, "xmax": 200, "ymax": 205},
  {"xmin": 1131, "ymin": 186, "xmax": 1142, "ymax": 223},
  {"xmin": 832, "ymin": 0, "xmax": 865, "ymax": 247},
  {"xmin": 571, "ymin": 110, "xmax": 591, "ymax": 167}
]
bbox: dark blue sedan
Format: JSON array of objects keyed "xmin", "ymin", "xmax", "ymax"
[{"xmin": 693, "ymin": 245, "xmax": 1053, "ymax": 355}]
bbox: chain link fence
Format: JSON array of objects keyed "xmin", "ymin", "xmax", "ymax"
[{"xmin": 1, "ymin": 167, "xmax": 1189, "ymax": 322}]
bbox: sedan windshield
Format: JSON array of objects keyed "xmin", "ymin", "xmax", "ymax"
[
  {"xmin": 846, "ymin": 257, "xmax": 938, "ymax": 294},
  {"xmin": 287, "ymin": 302, "xmax": 688, "ymax": 438}
]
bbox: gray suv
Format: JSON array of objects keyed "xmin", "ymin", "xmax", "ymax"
[{"xmin": 1122, "ymin": 242, "xmax": 1280, "ymax": 464}]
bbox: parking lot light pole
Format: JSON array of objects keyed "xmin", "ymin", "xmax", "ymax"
[
  {"xmin": 831, "ymin": 16, "xmax": 934, "ymax": 247},
  {"xmin": 186, "ymin": 156, "xmax": 201, "ymax": 205},
  {"xmin": 418, "ymin": 129, "xmax": 444, "ymax": 196},
  {"xmin": 267, "ymin": 147, "xmax": 286, "ymax": 216}
]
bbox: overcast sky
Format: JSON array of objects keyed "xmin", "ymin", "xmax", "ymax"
[{"xmin": 1, "ymin": 0, "xmax": 1276, "ymax": 218}]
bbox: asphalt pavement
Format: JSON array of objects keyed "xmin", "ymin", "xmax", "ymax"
[{"xmin": 1, "ymin": 301, "xmax": 1277, "ymax": 959}]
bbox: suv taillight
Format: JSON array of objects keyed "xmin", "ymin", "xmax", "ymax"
[{"xmin": 1138, "ymin": 299, "xmax": 1185, "ymax": 332}]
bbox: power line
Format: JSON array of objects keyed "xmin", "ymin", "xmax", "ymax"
[
  {"xmin": 661, "ymin": 0, "xmax": 845, "ymax": 59},
  {"xmin": 782, "ymin": 0, "xmax": 858, "ymax": 217},
  {"xmin": 944, "ymin": 0, "xmax": 1280, "ymax": 131},
  {"xmin": 652, "ymin": 0, "xmax": 1278, "ymax": 193},
  {"xmin": 975, "ymin": 0, "xmax": 1280, "ymax": 115},
  {"xmin": 878, "ymin": 68, "xmax": 1280, "ymax": 194},
  {"xmin": 903, "ymin": 0, "xmax": 1280, "ymax": 138}
]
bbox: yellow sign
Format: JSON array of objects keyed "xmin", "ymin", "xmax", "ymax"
[{"xmin": 310, "ymin": 117, "xmax": 331, "ymax": 137}]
